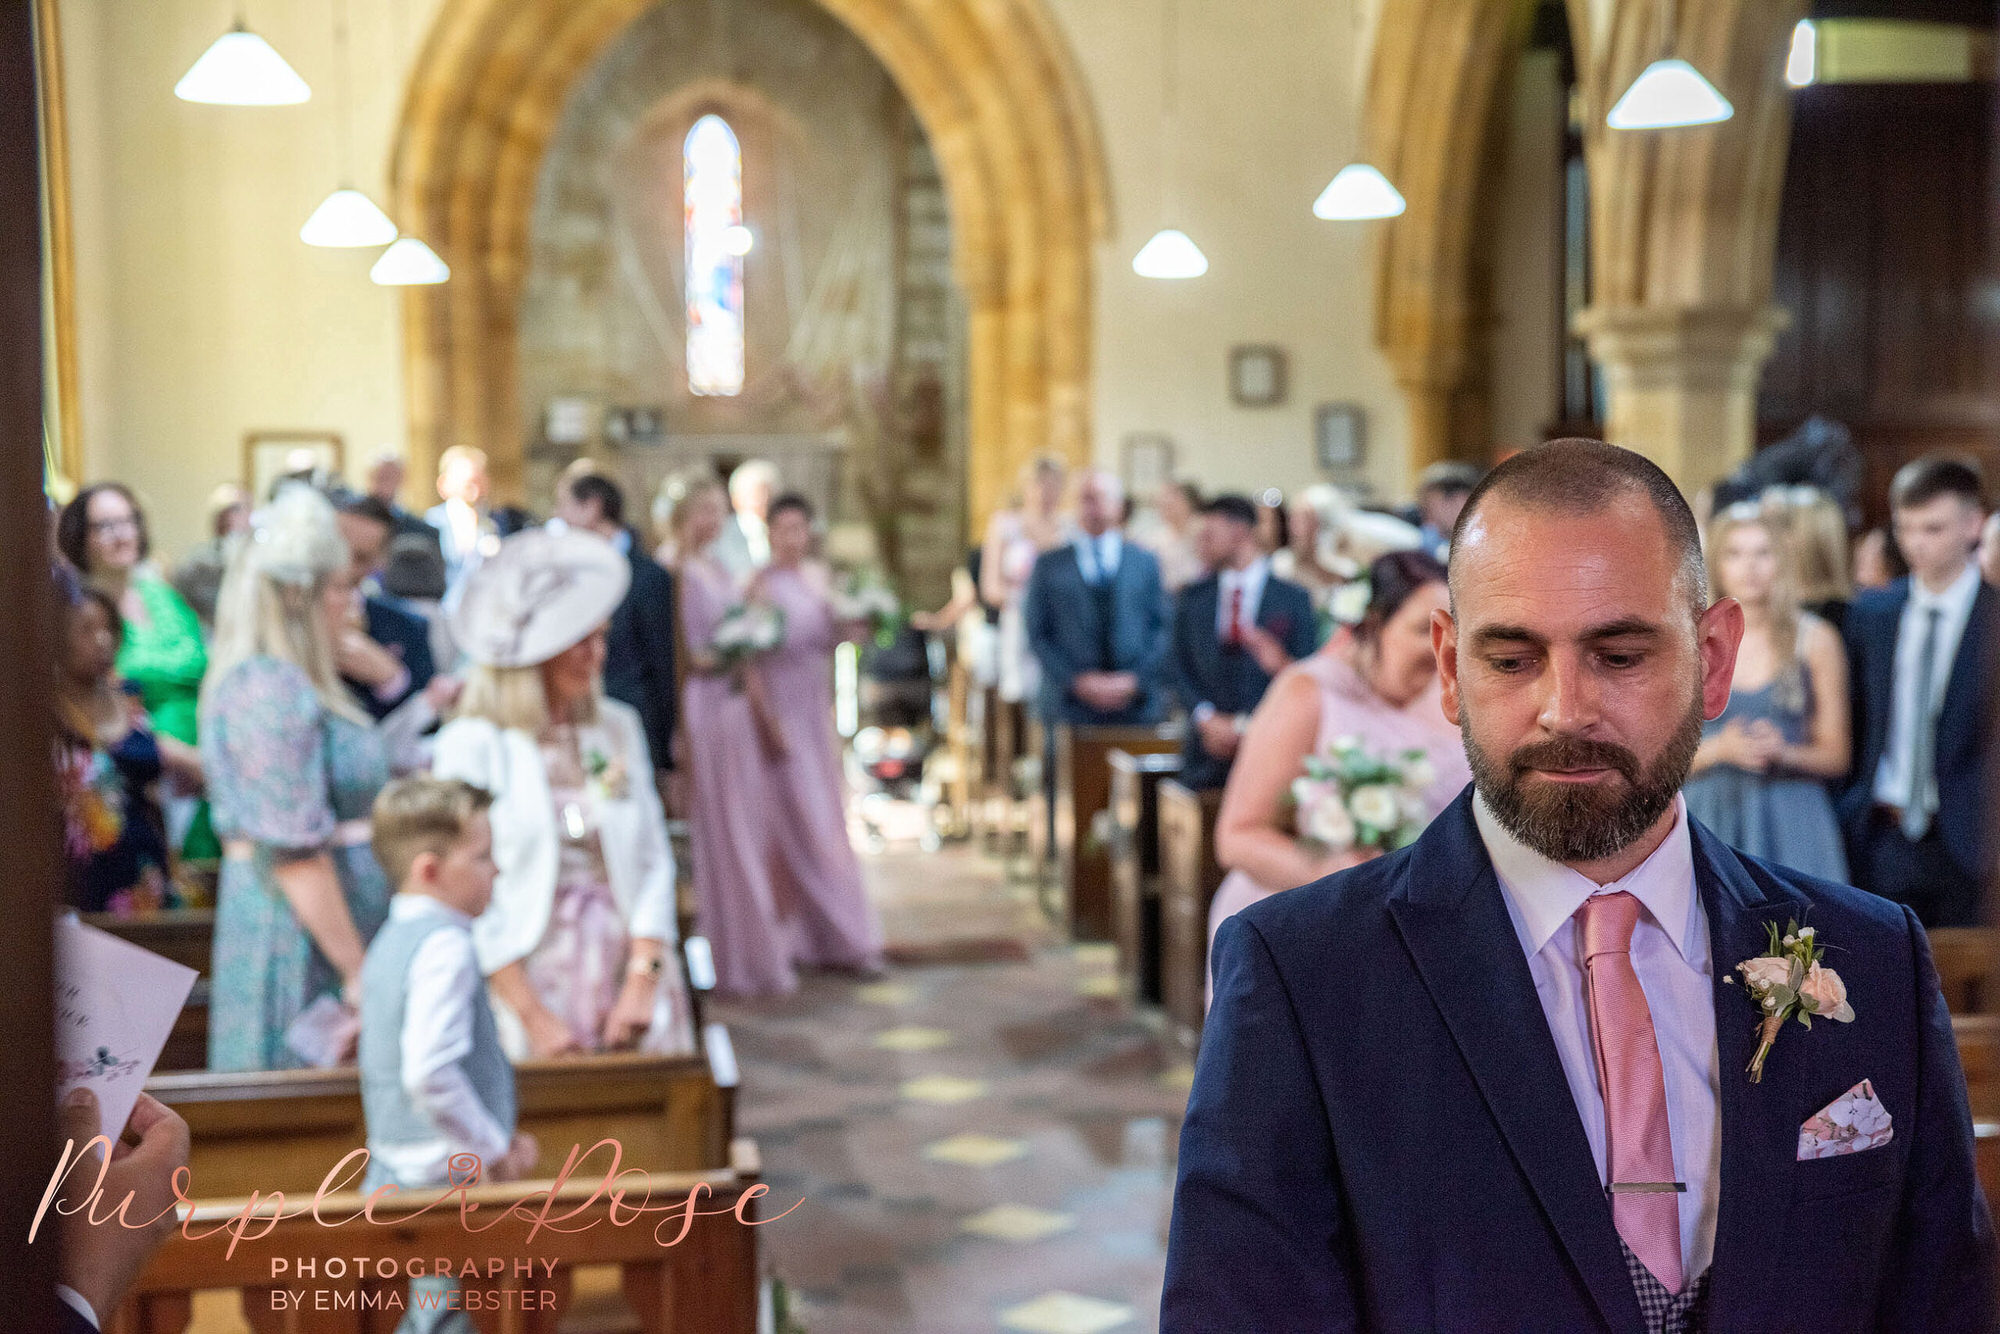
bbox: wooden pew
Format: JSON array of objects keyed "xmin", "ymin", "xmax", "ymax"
[
  {"xmin": 1107, "ymin": 749, "xmax": 1184, "ymax": 1006},
  {"xmin": 1159, "ymin": 779, "xmax": 1227, "ymax": 1046},
  {"xmin": 84, "ymin": 908, "xmax": 214, "ymax": 978},
  {"xmin": 115, "ymin": 1139, "xmax": 765, "ymax": 1334},
  {"xmin": 1959, "ymin": 1016, "xmax": 2000, "ymax": 1234},
  {"xmin": 982, "ymin": 691, "xmax": 1027, "ymax": 857},
  {"xmin": 148, "ymin": 1038, "xmax": 739, "ymax": 1199},
  {"xmin": 1930, "ymin": 927, "xmax": 1999, "ymax": 1015},
  {"xmin": 1052, "ymin": 724, "xmax": 1181, "ymax": 941}
]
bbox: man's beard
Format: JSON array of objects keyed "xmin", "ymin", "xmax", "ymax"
[{"xmin": 1462, "ymin": 692, "xmax": 1704, "ymax": 864}]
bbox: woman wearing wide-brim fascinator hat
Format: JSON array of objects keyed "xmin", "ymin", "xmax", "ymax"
[
  {"xmin": 448, "ymin": 526, "xmax": 630, "ymax": 670},
  {"xmin": 432, "ymin": 525, "xmax": 695, "ymax": 1063}
]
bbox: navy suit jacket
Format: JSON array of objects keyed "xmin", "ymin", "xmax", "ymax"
[
  {"xmin": 1839, "ymin": 576, "xmax": 1994, "ymax": 876},
  {"xmin": 1165, "ymin": 788, "xmax": 1995, "ymax": 1332},
  {"xmin": 1024, "ymin": 538, "xmax": 1171, "ymax": 726},
  {"xmin": 602, "ymin": 535, "xmax": 678, "ymax": 772},
  {"xmin": 345, "ymin": 595, "xmax": 437, "ymax": 721},
  {"xmin": 1171, "ymin": 571, "xmax": 1319, "ymax": 789}
]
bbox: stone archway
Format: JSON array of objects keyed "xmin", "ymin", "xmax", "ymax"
[
  {"xmin": 1367, "ymin": 0, "xmax": 1805, "ymax": 491},
  {"xmin": 389, "ymin": 0, "xmax": 1109, "ymax": 526}
]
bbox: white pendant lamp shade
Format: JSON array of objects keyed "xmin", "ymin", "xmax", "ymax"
[
  {"xmin": 1607, "ymin": 58, "xmax": 1733, "ymax": 129},
  {"xmin": 300, "ymin": 189, "xmax": 398, "ymax": 247},
  {"xmin": 1313, "ymin": 163, "xmax": 1407, "ymax": 221},
  {"xmin": 1132, "ymin": 228, "xmax": 1208, "ymax": 280},
  {"xmin": 175, "ymin": 27, "xmax": 311, "ymax": 106},
  {"xmin": 370, "ymin": 237, "xmax": 450, "ymax": 286}
]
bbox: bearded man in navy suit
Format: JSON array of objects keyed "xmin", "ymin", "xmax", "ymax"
[{"xmin": 1165, "ymin": 439, "xmax": 1993, "ymax": 1333}]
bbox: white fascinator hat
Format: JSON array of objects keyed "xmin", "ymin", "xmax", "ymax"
[
  {"xmin": 451, "ymin": 527, "xmax": 630, "ymax": 669},
  {"xmin": 1309, "ymin": 485, "xmax": 1424, "ymax": 579}
]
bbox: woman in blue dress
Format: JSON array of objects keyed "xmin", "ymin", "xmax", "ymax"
[
  {"xmin": 1685, "ymin": 503, "xmax": 1851, "ymax": 883},
  {"xmin": 201, "ymin": 485, "xmax": 391, "ymax": 1070}
]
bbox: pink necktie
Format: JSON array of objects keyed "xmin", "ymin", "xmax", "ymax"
[
  {"xmin": 1576, "ymin": 891, "xmax": 1684, "ymax": 1294},
  {"xmin": 1226, "ymin": 586, "xmax": 1245, "ymax": 645}
]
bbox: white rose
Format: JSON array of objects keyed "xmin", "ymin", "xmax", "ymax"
[
  {"xmin": 1329, "ymin": 582, "xmax": 1371, "ymax": 626},
  {"xmin": 1403, "ymin": 757, "xmax": 1436, "ymax": 792},
  {"xmin": 1350, "ymin": 784, "xmax": 1400, "ymax": 832},
  {"xmin": 1737, "ymin": 956, "xmax": 1792, "ymax": 992},
  {"xmin": 1295, "ymin": 781, "xmax": 1355, "ymax": 850}
]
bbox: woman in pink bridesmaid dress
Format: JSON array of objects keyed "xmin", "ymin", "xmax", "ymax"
[
  {"xmin": 745, "ymin": 495, "xmax": 885, "ymax": 975},
  {"xmin": 1205, "ymin": 551, "xmax": 1470, "ymax": 1004},
  {"xmin": 667, "ymin": 477, "xmax": 797, "ymax": 996}
]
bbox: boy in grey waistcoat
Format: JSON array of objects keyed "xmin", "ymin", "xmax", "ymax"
[{"xmin": 361, "ymin": 778, "xmax": 537, "ymax": 1332}]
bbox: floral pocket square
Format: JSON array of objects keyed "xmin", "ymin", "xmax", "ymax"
[{"xmin": 1797, "ymin": 1079, "xmax": 1893, "ymax": 1160}]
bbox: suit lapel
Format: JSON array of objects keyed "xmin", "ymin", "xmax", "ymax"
[
  {"xmin": 1187, "ymin": 579, "xmax": 1222, "ymax": 687},
  {"xmin": 1693, "ymin": 824, "xmax": 1810, "ymax": 1320},
  {"xmin": 1939, "ymin": 580, "xmax": 1993, "ymax": 727},
  {"xmin": 1388, "ymin": 794, "xmax": 1645, "ymax": 1334}
]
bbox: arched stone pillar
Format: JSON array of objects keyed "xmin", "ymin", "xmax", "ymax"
[
  {"xmin": 1368, "ymin": 0, "xmax": 1541, "ymax": 472},
  {"xmin": 1570, "ymin": 0, "xmax": 1806, "ymax": 491},
  {"xmin": 389, "ymin": 0, "xmax": 1108, "ymax": 530}
]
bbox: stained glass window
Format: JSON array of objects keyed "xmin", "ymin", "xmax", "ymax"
[{"xmin": 685, "ymin": 114, "xmax": 745, "ymax": 396}]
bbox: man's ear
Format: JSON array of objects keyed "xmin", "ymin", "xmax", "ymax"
[
  {"xmin": 1697, "ymin": 597, "xmax": 1745, "ymax": 722},
  {"xmin": 1432, "ymin": 607, "xmax": 1461, "ymax": 726}
]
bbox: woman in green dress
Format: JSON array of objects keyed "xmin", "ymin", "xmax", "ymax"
[
  {"xmin": 200, "ymin": 485, "xmax": 391, "ymax": 1071},
  {"xmin": 57, "ymin": 483, "xmax": 216, "ymax": 861}
]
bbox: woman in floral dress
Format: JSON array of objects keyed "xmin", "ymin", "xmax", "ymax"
[
  {"xmin": 202, "ymin": 486, "xmax": 390, "ymax": 1071},
  {"xmin": 55, "ymin": 588, "xmax": 175, "ymax": 915}
]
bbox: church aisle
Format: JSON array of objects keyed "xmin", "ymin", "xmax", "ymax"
[{"xmin": 710, "ymin": 844, "xmax": 1193, "ymax": 1334}]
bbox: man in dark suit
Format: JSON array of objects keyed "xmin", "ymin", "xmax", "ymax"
[
  {"xmin": 554, "ymin": 467, "xmax": 678, "ymax": 776},
  {"xmin": 1166, "ymin": 439, "xmax": 1993, "ymax": 1333},
  {"xmin": 1840, "ymin": 456, "xmax": 1993, "ymax": 928},
  {"xmin": 1171, "ymin": 493, "xmax": 1319, "ymax": 789},
  {"xmin": 1024, "ymin": 468, "xmax": 1171, "ymax": 727},
  {"xmin": 332, "ymin": 492, "xmax": 437, "ymax": 720}
]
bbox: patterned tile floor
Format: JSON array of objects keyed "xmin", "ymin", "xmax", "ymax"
[{"xmin": 709, "ymin": 842, "xmax": 1192, "ymax": 1334}]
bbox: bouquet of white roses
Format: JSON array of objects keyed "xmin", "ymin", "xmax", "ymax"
[
  {"xmin": 1290, "ymin": 735, "xmax": 1435, "ymax": 854},
  {"xmin": 832, "ymin": 570, "xmax": 905, "ymax": 648},
  {"xmin": 712, "ymin": 601, "xmax": 786, "ymax": 670}
]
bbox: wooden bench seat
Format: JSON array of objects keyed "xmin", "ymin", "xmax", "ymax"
[
  {"xmin": 1159, "ymin": 779, "xmax": 1227, "ymax": 1046},
  {"xmin": 115, "ymin": 1139, "xmax": 766, "ymax": 1334},
  {"xmin": 1107, "ymin": 749, "xmax": 1183, "ymax": 1006},
  {"xmin": 150, "ymin": 1039, "xmax": 738, "ymax": 1200},
  {"xmin": 1930, "ymin": 928, "xmax": 1999, "ymax": 1016},
  {"xmin": 1051, "ymin": 724, "xmax": 1181, "ymax": 940}
]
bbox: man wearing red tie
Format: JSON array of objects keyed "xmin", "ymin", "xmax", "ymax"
[
  {"xmin": 1165, "ymin": 439, "xmax": 1995, "ymax": 1332},
  {"xmin": 1169, "ymin": 494, "xmax": 1318, "ymax": 791}
]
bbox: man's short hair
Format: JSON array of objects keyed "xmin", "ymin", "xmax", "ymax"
[
  {"xmin": 767, "ymin": 492, "xmax": 815, "ymax": 525},
  {"xmin": 1449, "ymin": 438, "xmax": 1707, "ymax": 616},
  {"xmin": 1889, "ymin": 455, "xmax": 1984, "ymax": 514},
  {"xmin": 371, "ymin": 777, "xmax": 493, "ymax": 889},
  {"xmin": 1201, "ymin": 493, "xmax": 1260, "ymax": 530},
  {"xmin": 566, "ymin": 471, "xmax": 626, "ymax": 527},
  {"xmin": 1418, "ymin": 461, "xmax": 1483, "ymax": 498},
  {"xmin": 331, "ymin": 489, "xmax": 396, "ymax": 531}
]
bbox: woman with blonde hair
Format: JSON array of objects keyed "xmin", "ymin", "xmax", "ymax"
[
  {"xmin": 202, "ymin": 485, "xmax": 390, "ymax": 1070},
  {"xmin": 1683, "ymin": 502, "xmax": 1850, "ymax": 881},
  {"xmin": 1763, "ymin": 485, "xmax": 1854, "ymax": 633},
  {"xmin": 981, "ymin": 453, "xmax": 1071, "ymax": 704},
  {"xmin": 431, "ymin": 527, "xmax": 693, "ymax": 1058}
]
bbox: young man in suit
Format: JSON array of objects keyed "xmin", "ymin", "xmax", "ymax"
[
  {"xmin": 425, "ymin": 445, "xmax": 497, "ymax": 606},
  {"xmin": 1166, "ymin": 439, "xmax": 1993, "ymax": 1333},
  {"xmin": 1840, "ymin": 456, "xmax": 1993, "ymax": 928},
  {"xmin": 554, "ymin": 467, "xmax": 678, "ymax": 783},
  {"xmin": 1171, "ymin": 493, "xmax": 1319, "ymax": 789},
  {"xmin": 1024, "ymin": 468, "xmax": 1171, "ymax": 727}
]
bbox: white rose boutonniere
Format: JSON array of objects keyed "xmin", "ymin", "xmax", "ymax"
[{"xmin": 1730, "ymin": 920, "xmax": 1854, "ymax": 1083}]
